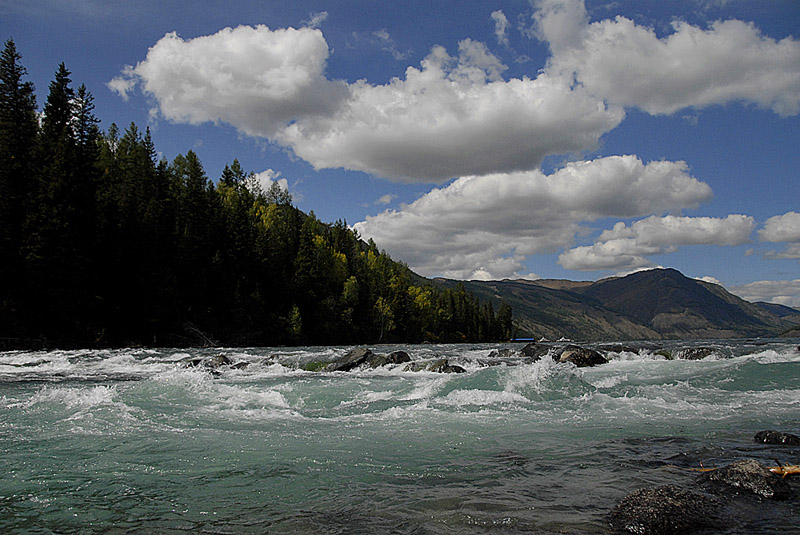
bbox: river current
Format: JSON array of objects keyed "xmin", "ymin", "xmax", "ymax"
[{"xmin": 1, "ymin": 340, "xmax": 799, "ymax": 534}]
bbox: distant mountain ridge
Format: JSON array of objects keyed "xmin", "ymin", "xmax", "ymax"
[{"xmin": 432, "ymin": 268, "xmax": 800, "ymax": 341}]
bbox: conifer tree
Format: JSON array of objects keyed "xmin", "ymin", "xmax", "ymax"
[{"xmin": 0, "ymin": 39, "xmax": 38, "ymax": 338}]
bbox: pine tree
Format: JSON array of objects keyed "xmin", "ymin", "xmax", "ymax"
[{"xmin": 0, "ymin": 39, "xmax": 39, "ymax": 339}]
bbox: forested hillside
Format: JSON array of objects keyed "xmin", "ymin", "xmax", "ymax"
[{"xmin": 0, "ymin": 39, "xmax": 512, "ymax": 348}]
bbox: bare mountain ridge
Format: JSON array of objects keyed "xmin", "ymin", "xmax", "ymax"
[{"xmin": 432, "ymin": 268, "xmax": 800, "ymax": 340}]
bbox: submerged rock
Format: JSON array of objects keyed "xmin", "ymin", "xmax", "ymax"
[
  {"xmin": 609, "ymin": 485, "xmax": 722, "ymax": 535},
  {"xmin": 180, "ymin": 353, "xmax": 248, "ymax": 372},
  {"xmin": 753, "ymin": 430, "xmax": 800, "ymax": 445},
  {"xmin": 487, "ymin": 347, "xmax": 517, "ymax": 359},
  {"xmin": 367, "ymin": 350, "xmax": 412, "ymax": 368},
  {"xmin": 698, "ymin": 459, "xmax": 792, "ymax": 500},
  {"xmin": 403, "ymin": 358, "xmax": 466, "ymax": 373},
  {"xmin": 428, "ymin": 358, "xmax": 466, "ymax": 374},
  {"xmin": 556, "ymin": 345, "xmax": 608, "ymax": 367},
  {"xmin": 673, "ymin": 347, "xmax": 718, "ymax": 360},
  {"xmin": 596, "ymin": 343, "xmax": 650, "ymax": 354},
  {"xmin": 206, "ymin": 353, "xmax": 233, "ymax": 368}
]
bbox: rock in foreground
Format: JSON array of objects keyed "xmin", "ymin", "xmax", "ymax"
[
  {"xmin": 753, "ymin": 429, "xmax": 800, "ymax": 445},
  {"xmin": 556, "ymin": 345, "xmax": 608, "ymax": 367},
  {"xmin": 609, "ymin": 485, "xmax": 722, "ymax": 535},
  {"xmin": 698, "ymin": 459, "xmax": 792, "ymax": 500}
]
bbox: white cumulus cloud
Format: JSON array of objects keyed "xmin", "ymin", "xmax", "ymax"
[
  {"xmin": 112, "ymin": 25, "xmax": 623, "ymax": 183},
  {"xmin": 730, "ymin": 279, "xmax": 800, "ymax": 308},
  {"xmin": 559, "ymin": 214, "xmax": 755, "ymax": 271},
  {"xmin": 116, "ymin": 25, "xmax": 349, "ymax": 137},
  {"xmin": 534, "ymin": 0, "xmax": 800, "ymax": 115},
  {"xmin": 760, "ymin": 211, "xmax": 800, "ymax": 243},
  {"xmin": 759, "ymin": 211, "xmax": 800, "ymax": 259},
  {"xmin": 353, "ymin": 155, "xmax": 712, "ymax": 279},
  {"xmin": 278, "ymin": 39, "xmax": 623, "ymax": 182},
  {"xmin": 113, "ymin": 3, "xmax": 800, "ymax": 184}
]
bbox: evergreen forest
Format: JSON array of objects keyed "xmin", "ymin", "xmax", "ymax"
[{"xmin": 0, "ymin": 39, "xmax": 512, "ymax": 348}]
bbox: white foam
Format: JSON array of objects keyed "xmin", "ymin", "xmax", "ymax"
[
  {"xmin": 503, "ymin": 357, "xmax": 570, "ymax": 395},
  {"xmin": 440, "ymin": 389, "xmax": 530, "ymax": 407},
  {"xmin": 27, "ymin": 385, "xmax": 117, "ymax": 409},
  {"xmin": 400, "ymin": 377, "xmax": 449, "ymax": 401},
  {"xmin": 751, "ymin": 348, "xmax": 800, "ymax": 364}
]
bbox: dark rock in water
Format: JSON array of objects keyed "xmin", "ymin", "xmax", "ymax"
[
  {"xmin": 403, "ymin": 361, "xmax": 427, "ymax": 372},
  {"xmin": 326, "ymin": 348, "xmax": 374, "ymax": 372},
  {"xmin": 487, "ymin": 347, "xmax": 516, "ymax": 359},
  {"xmin": 181, "ymin": 353, "xmax": 237, "ymax": 369},
  {"xmin": 367, "ymin": 350, "xmax": 412, "ymax": 368},
  {"xmin": 179, "ymin": 353, "xmax": 249, "ymax": 374},
  {"xmin": 698, "ymin": 459, "xmax": 792, "ymax": 500},
  {"xmin": 609, "ymin": 485, "xmax": 722, "ymax": 535},
  {"xmin": 206, "ymin": 353, "xmax": 233, "ymax": 368},
  {"xmin": 428, "ymin": 358, "xmax": 467, "ymax": 373},
  {"xmin": 754, "ymin": 430, "xmax": 800, "ymax": 445},
  {"xmin": 596, "ymin": 344, "xmax": 651, "ymax": 354},
  {"xmin": 556, "ymin": 345, "xmax": 608, "ymax": 367},
  {"xmin": 521, "ymin": 342, "xmax": 550, "ymax": 360},
  {"xmin": 674, "ymin": 347, "xmax": 717, "ymax": 360},
  {"xmin": 404, "ymin": 358, "xmax": 466, "ymax": 373},
  {"xmin": 181, "ymin": 356, "xmax": 204, "ymax": 367}
]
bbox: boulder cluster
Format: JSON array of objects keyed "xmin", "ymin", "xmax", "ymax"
[
  {"xmin": 322, "ymin": 348, "xmax": 466, "ymax": 374},
  {"xmin": 181, "ymin": 341, "xmax": 734, "ymax": 377},
  {"xmin": 489, "ymin": 341, "xmax": 730, "ymax": 368},
  {"xmin": 609, "ymin": 430, "xmax": 799, "ymax": 534},
  {"xmin": 181, "ymin": 353, "xmax": 249, "ymax": 372}
]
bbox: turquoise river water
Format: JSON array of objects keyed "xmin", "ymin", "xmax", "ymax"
[{"xmin": 1, "ymin": 340, "xmax": 799, "ymax": 534}]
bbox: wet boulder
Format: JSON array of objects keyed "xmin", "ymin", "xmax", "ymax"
[
  {"xmin": 609, "ymin": 485, "xmax": 722, "ymax": 535},
  {"xmin": 206, "ymin": 353, "xmax": 234, "ymax": 368},
  {"xmin": 367, "ymin": 350, "xmax": 412, "ymax": 368},
  {"xmin": 673, "ymin": 347, "xmax": 718, "ymax": 360},
  {"xmin": 698, "ymin": 459, "xmax": 792, "ymax": 500},
  {"xmin": 428, "ymin": 358, "xmax": 466, "ymax": 374},
  {"xmin": 182, "ymin": 353, "xmax": 240, "ymax": 369},
  {"xmin": 753, "ymin": 430, "xmax": 800, "ymax": 445},
  {"xmin": 404, "ymin": 358, "xmax": 466, "ymax": 373},
  {"xmin": 326, "ymin": 348, "xmax": 374, "ymax": 372},
  {"xmin": 521, "ymin": 342, "xmax": 551, "ymax": 360},
  {"xmin": 556, "ymin": 345, "xmax": 608, "ymax": 367},
  {"xmin": 180, "ymin": 353, "xmax": 249, "ymax": 372},
  {"xmin": 487, "ymin": 347, "xmax": 517, "ymax": 359},
  {"xmin": 596, "ymin": 343, "xmax": 649, "ymax": 354}
]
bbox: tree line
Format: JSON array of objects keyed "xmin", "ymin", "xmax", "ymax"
[{"xmin": 0, "ymin": 39, "xmax": 512, "ymax": 348}]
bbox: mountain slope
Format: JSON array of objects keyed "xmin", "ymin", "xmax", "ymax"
[
  {"xmin": 436, "ymin": 269, "xmax": 797, "ymax": 341},
  {"xmin": 580, "ymin": 268, "xmax": 774, "ymax": 338},
  {"xmin": 434, "ymin": 278, "xmax": 660, "ymax": 341}
]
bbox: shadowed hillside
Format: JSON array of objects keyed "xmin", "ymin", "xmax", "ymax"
[{"xmin": 434, "ymin": 269, "xmax": 800, "ymax": 341}]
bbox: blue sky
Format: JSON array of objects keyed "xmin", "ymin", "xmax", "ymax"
[{"xmin": 3, "ymin": 0, "xmax": 800, "ymax": 305}]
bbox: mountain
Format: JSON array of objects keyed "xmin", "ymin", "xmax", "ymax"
[{"xmin": 433, "ymin": 268, "xmax": 800, "ymax": 341}]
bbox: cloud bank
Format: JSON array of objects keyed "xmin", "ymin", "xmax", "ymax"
[
  {"xmin": 759, "ymin": 211, "xmax": 800, "ymax": 259},
  {"xmin": 112, "ymin": 2, "xmax": 800, "ymax": 181},
  {"xmin": 731, "ymin": 279, "xmax": 800, "ymax": 308},
  {"xmin": 109, "ymin": 25, "xmax": 348, "ymax": 138},
  {"xmin": 559, "ymin": 214, "xmax": 755, "ymax": 271},
  {"xmin": 535, "ymin": 0, "xmax": 800, "ymax": 115},
  {"xmin": 112, "ymin": 27, "xmax": 623, "ymax": 182},
  {"xmin": 110, "ymin": 1, "xmax": 800, "ymax": 281},
  {"xmin": 353, "ymin": 156, "xmax": 713, "ymax": 278}
]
